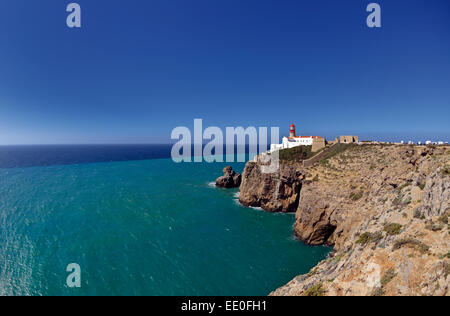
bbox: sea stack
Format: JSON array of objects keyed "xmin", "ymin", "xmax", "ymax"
[{"xmin": 216, "ymin": 166, "xmax": 242, "ymax": 188}]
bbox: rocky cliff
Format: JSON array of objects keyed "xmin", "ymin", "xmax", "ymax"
[
  {"xmin": 239, "ymin": 144, "xmax": 449, "ymax": 296},
  {"xmin": 216, "ymin": 166, "xmax": 242, "ymax": 188},
  {"xmin": 239, "ymin": 162, "xmax": 303, "ymax": 212}
]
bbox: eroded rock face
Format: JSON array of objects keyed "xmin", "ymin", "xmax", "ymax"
[
  {"xmin": 421, "ymin": 167, "xmax": 449, "ymax": 218},
  {"xmin": 215, "ymin": 166, "xmax": 242, "ymax": 188},
  {"xmin": 294, "ymin": 183, "xmax": 339, "ymax": 246},
  {"xmin": 241, "ymin": 145, "xmax": 449, "ymax": 296},
  {"xmin": 238, "ymin": 162, "xmax": 303, "ymax": 212}
]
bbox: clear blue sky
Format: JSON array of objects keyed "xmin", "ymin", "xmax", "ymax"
[{"xmin": 0, "ymin": 0, "xmax": 449, "ymax": 144}]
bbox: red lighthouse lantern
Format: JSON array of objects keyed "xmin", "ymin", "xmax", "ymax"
[{"xmin": 290, "ymin": 124, "xmax": 296, "ymax": 138}]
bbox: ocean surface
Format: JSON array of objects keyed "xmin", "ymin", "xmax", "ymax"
[{"xmin": 0, "ymin": 145, "xmax": 330, "ymax": 296}]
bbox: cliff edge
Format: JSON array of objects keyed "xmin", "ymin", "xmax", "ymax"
[{"xmin": 239, "ymin": 144, "xmax": 449, "ymax": 296}]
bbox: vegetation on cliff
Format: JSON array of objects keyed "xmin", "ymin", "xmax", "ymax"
[
  {"xmin": 279, "ymin": 145, "xmax": 315, "ymax": 162},
  {"xmin": 317, "ymin": 143, "xmax": 353, "ymax": 165},
  {"xmin": 302, "ymin": 282, "xmax": 326, "ymax": 296}
]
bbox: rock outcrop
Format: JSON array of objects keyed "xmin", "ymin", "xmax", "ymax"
[
  {"xmin": 239, "ymin": 144, "xmax": 450, "ymax": 296},
  {"xmin": 420, "ymin": 167, "xmax": 449, "ymax": 218},
  {"xmin": 239, "ymin": 162, "xmax": 303, "ymax": 212},
  {"xmin": 216, "ymin": 166, "xmax": 242, "ymax": 188}
]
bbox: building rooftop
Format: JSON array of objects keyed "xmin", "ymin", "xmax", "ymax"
[{"xmin": 288, "ymin": 136, "xmax": 324, "ymax": 140}]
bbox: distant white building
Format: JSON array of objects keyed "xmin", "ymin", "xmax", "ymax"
[{"xmin": 270, "ymin": 124, "xmax": 324, "ymax": 152}]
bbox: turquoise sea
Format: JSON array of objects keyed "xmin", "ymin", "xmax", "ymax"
[{"xmin": 0, "ymin": 146, "xmax": 330, "ymax": 296}]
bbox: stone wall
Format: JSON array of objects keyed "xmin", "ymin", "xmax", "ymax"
[
  {"xmin": 312, "ymin": 138, "xmax": 326, "ymax": 153},
  {"xmin": 340, "ymin": 135, "xmax": 359, "ymax": 143}
]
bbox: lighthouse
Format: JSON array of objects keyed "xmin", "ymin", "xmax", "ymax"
[
  {"xmin": 289, "ymin": 124, "xmax": 296, "ymax": 138},
  {"xmin": 270, "ymin": 123, "xmax": 326, "ymax": 153}
]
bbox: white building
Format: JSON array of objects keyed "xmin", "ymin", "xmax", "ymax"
[{"xmin": 270, "ymin": 124, "xmax": 324, "ymax": 152}]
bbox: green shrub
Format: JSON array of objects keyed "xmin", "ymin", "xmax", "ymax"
[
  {"xmin": 370, "ymin": 232, "xmax": 384, "ymax": 244},
  {"xmin": 380, "ymin": 268, "xmax": 397, "ymax": 287},
  {"xmin": 303, "ymin": 283, "xmax": 326, "ymax": 297},
  {"xmin": 384, "ymin": 223, "xmax": 403, "ymax": 236},
  {"xmin": 279, "ymin": 145, "xmax": 315, "ymax": 162},
  {"xmin": 393, "ymin": 238, "xmax": 429, "ymax": 254},
  {"xmin": 349, "ymin": 190, "xmax": 364, "ymax": 201},
  {"xmin": 355, "ymin": 233, "xmax": 372, "ymax": 245},
  {"xmin": 356, "ymin": 232, "xmax": 383, "ymax": 246}
]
